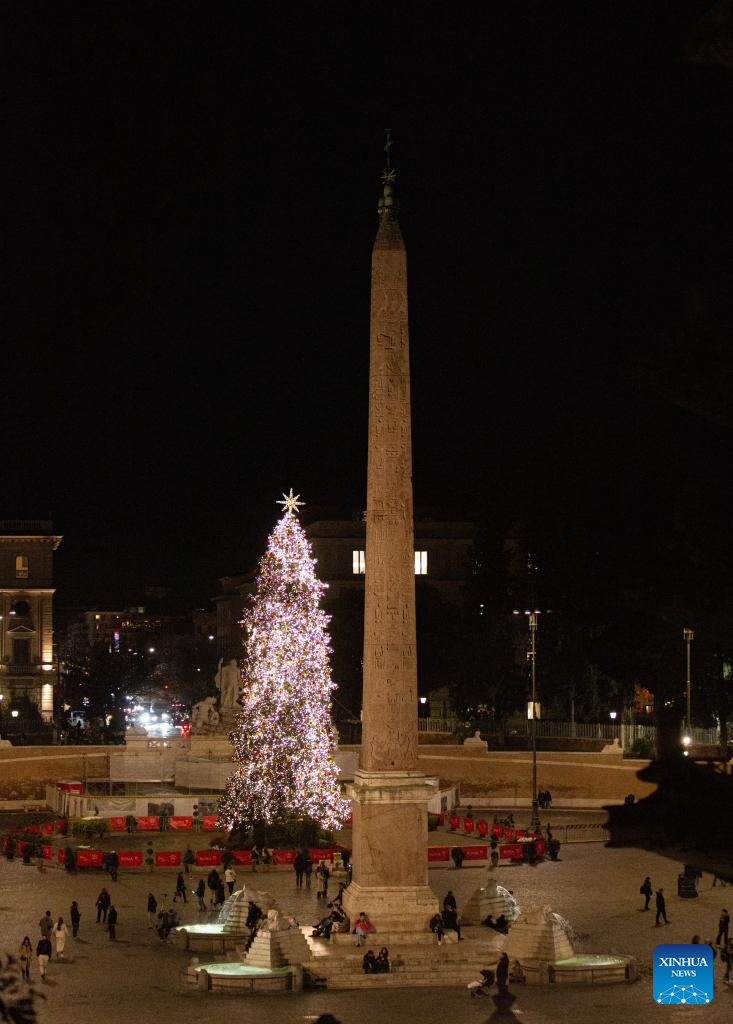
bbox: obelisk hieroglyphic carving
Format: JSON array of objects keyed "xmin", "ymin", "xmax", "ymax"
[{"xmin": 343, "ymin": 134, "xmax": 438, "ymax": 933}]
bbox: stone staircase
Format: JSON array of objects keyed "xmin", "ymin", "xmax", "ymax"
[{"xmin": 303, "ymin": 927, "xmax": 504, "ymax": 990}]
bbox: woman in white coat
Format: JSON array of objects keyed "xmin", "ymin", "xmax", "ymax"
[{"xmin": 53, "ymin": 917, "xmax": 69, "ymax": 959}]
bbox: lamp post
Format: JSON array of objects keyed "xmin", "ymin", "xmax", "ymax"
[
  {"xmin": 515, "ymin": 609, "xmax": 542, "ymax": 832},
  {"xmin": 683, "ymin": 627, "xmax": 694, "ymax": 742}
]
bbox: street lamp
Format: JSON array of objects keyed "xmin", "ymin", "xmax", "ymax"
[
  {"xmin": 609, "ymin": 711, "xmax": 617, "ymax": 721},
  {"xmin": 683, "ymin": 627, "xmax": 694, "ymax": 741},
  {"xmin": 515, "ymin": 608, "xmax": 541, "ymax": 832}
]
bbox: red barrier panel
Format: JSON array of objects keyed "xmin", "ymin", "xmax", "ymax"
[
  {"xmin": 490, "ymin": 824, "xmax": 503, "ymax": 838},
  {"xmin": 57, "ymin": 781, "xmax": 83, "ymax": 794},
  {"xmin": 515, "ymin": 829, "xmax": 526, "ymax": 839},
  {"xmin": 273, "ymin": 849, "xmax": 296, "ymax": 865},
  {"xmin": 170, "ymin": 816, "xmax": 193, "ymax": 830},
  {"xmin": 310, "ymin": 849, "xmax": 334, "ymax": 863},
  {"xmin": 202, "ymin": 815, "xmax": 219, "ymax": 830},
  {"xmin": 41, "ymin": 845, "xmax": 53, "ymax": 859},
  {"xmin": 77, "ymin": 849, "xmax": 104, "ymax": 867},
  {"xmin": 109, "ymin": 817, "xmax": 127, "ymax": 832},
  {"xmin": 427, "ymin": 846, "xmax": 451, "ymax": 862},
  {"xmin": 505, "ymin": 828, "xmax": 514, "ymax": 842},
  {"xmin": 499, "ymin": 843, "xmax": 523, "ymax": 860},
  {"xmin": 461, "ymin": 845, "xmax": 488, "ymax": 861},
  {"xmin": 449, "ymin": 815, "xmax": 460, "ymax": 830},
  {"xmin": 534, "ymin": 839, "xmax": 546, "ymax": 857},
  {"xmin": 436, "ymin": 812, "xmax": 446, "ymax": 825},
  {"xmin": 463, "ymin": 818, "xmax": 475, "ymax": 834},
  {"xmin": 136, "ymin": 816, "xmax": 160, "ymax": 831},
  {"xmin": 155, "ymin": 851, "xmax": 181, "ymax": 867},
  {"xmin": 232, "ymin": 850, "xmax": 253, "ymax": 866},
  {"xmin": 41, "ymin": 823, "xmax": 55, "ymax": 836},
  {"xmin": 29, "ymin": 824, "xmax": 41, "ymax": 834},
  {"xmin": 57, "ymin": 848, "xmax": 65, "ymax": 864},
  {"xmin": 56, "ymin": 819, "xmax": 67, "ymax": 834},
  {"xmin": 118, "ymin": 851, "xmax": 143, "ymax": 868},
  {"xmin": 195, "ymin": 850, "xmax": 221, "ymax": 866},
  {"xmin": 477, "ymin": 819, "xmax": 489, "ymax": 837}
]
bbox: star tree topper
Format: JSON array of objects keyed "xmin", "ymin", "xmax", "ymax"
[{"xmin": 277, "ymin": 488, "xmax": 305, "ymax": 516}]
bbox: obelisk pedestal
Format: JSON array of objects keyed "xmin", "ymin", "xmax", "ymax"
[{"xmin": 343, "ymin": 142, "xmax": 438, "ymax": 935}]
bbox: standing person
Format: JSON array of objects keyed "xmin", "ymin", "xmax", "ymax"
[
  {"xmin": 722, "ymin": 939, "xmax": 733, "ymax": 983},
  {"xmin": 173, "ymin": 872, "xmax": 188, "ymax": 903},
  {"xmin": 53, "ymin": 917, "xmax": 69, "ymax": 959},
  {"xmin": 19, "ymin": 936, "xmax": 33, "ymax": 981},
  {"xmin": 108, "ymin": 850, "xmax": 119, "ymax": 882},
  {"xmin": 147, "ymin": 893, "xmax": 158, "ymax": 928},
  {"xmin": 36, "ymin": 935, "xmax": 51, "ymax": 980},
  {"xmin": 317, "ymin": 860, "xmax": 330, "ymax": 899},
  {"xmin": 125, "ymin": 813, "xmax": 136, "ymax": 833},
  {"xmin": 496, "ymin": 952, "xmax": 510, "ymax": 994},
  {"xmin": 183, "ymin": 846, "xmax": 195, "ymax": 873},
  {"xmin": 194, "ymin": 879, "xmax": 206, "ymax": 913},
  {"xmin": 207, "ymin": 868, "xmax": 221, "ymax": 906},
  {"xmin": 303, "ymin": 852, "xmax": 313, "ymax": 890},
  {"xmin": 716, "ymin": 908, "xmax": 730, "ymax": 947},
  {"xmin": 251, "ymin": 846, "xmax": 260, "ymax": 872},
  {"xmin": 96, "ymin": 887, "xmax": 111, "ymax": 923},
  {"xmin": 262, "ymin": 847, "xmax": 272, "ymax": 872},
  {"xmin": 333, "ymin": 882, "xmax": 347, "ymax": 909},
  {"xmin": 442, "ymin": 906, "xmax": 462, "ymax": 941},
  {"xmin": 70, "ymin": 901, "xmax": 81, "ymax": 938},
  {"xmin": 655, "ymin": 888, "xmax": 669, "ymax": 926},
  {"xmin": 294, "ymin": 851, "xmax": 305, "ymax": 888},
  {"xmin": 39, "ymin": 910, "xmax": 54, "ymax": 940},
  {"xmin": 215, "ymin": 880, "xmax": 226, "ymax": 907},
  {"xmin": 451, "ymin": 846, "xmax": 464, "ymax": 870},
  {"xmin": 443, "ymin": 890, "xmax": 457, "ymax": 912},
  {"xmin": 354, "ymin": 911, "xmax": 371, "ymax": 947},
  {"xmin": 224, "ymin": 864, "xmax": 237, "ymax": 896},
  {"xmin": 107, "ymin": 904, "xmax": 118, "ymax": 940},
  {"xmin": 640, "ymin": 876, "xmax": 653, "ymax": 911},
  {"xmin": 340, "ymin": 848, "xmax": 350, "ymax": 874}
]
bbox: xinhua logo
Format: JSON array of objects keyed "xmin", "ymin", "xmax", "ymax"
[{"xmin": 653, "ymin": 944, "xmax": 713, "ymax": 1004}]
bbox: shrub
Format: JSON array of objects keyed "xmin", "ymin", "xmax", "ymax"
[
  {"xmin": 626, "ymin": 737, "xmax": 653, "ymax": 760},
  {"xmin": 427, "ymin": 814, "xmax": 440, "ymax": 831}
]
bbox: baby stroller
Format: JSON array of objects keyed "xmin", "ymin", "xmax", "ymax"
[{"xmin": 467, "ymin": 968, "xmax": 495, "ymax": 997}]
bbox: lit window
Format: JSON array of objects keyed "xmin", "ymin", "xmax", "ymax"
[
  {"xmin": 352, "ymin": 550, "xmax": 366, "ymax": 574},
  {"xmin": 415, "ymin": 551, "xmax": 428, "ymax": 575},
  {"xmin": 15, "ymin": 555, "xmax": 29, "ymax": 579}
]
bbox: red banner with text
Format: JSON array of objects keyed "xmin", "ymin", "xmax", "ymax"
[
  {"xmin": 232, "ymin": 850, "xmax": 253, "ymax": 866},
  {"xmin": 499, "ymin": 843, "xmax": 523, "ymax": 860},
  {"xmin": 76, "ymin": 849, "xmax": 104, "ymax": 867},
  {"xmin": 118, "ymin": 851, "xmax": 143, "ymax": 868},
  {"xmin": 109, "ymin": 817, "xmax": 127, "ymax": 831},
  {"xmin": 427, "ymin": 846, "xmax": 451, "ymax": 862},
  {"xmin": 169, "ymin": 816, "xmax": 193, "ymax": 830},
  {"xmin": 202, "ymin": 815, "xmax": 219, "ymax": 830},
  {"xmin": 195, "ymin": 850, "xmax": 221, "ymax": 866},
  {"xmin": 155, "ymin": 851, "xmax": 181, "ymax": 867},
  {"xmin": 461, "ymin": 845, "xmax": 488, "ymax": 861},
  {"xmin": 273, "ymin": 849, "xmax": 297, "ymax": 865},
  {"xmin": 136, "ymin": 816, "xmax": 160, "ymax": 831}
]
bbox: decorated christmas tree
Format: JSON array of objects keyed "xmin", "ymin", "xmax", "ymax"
[{"xmin": 218, "ymin": 490, "xmax": 349, "ymax": 832}]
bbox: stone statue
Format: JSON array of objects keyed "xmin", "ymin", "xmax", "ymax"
[
  {"xmin": 190, "ymin": 696, "xmax": 221, "ymax": 734},
  {"xmin": 215, "ymin": 657, "xmax": 241, "ymax": 711}
]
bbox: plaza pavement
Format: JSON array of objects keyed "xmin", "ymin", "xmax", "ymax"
[{"xmin": 1, "ymin": 833, "xmax": 731, "ymax": 1024}]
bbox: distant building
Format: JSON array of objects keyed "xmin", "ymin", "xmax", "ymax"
[{"xmin": 0, "ymin": 519, "xmax": 63, "ymax": 720}]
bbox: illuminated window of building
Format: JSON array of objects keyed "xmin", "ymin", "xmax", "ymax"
[
  {"xmin": 15, "ymin": 555, "xmax": 29, "ymax": 579},
  {"xmin": 352, "ymin": 550, "xmax": 366, "ymax": 574},
  {"xmin": 414, "ymin": 550, "xmax": 428, "ymax": 575}
]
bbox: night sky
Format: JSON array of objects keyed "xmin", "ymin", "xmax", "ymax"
[{"xmin": 5, "ymin": 5, "xmax": 732, "ymax": 614}]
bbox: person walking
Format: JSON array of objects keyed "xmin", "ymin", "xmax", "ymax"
[
  {"xmin": 640, "ymin": 876, "xmax": 653, "ymax": 911},
  {"xmin": 303, "ymin": 852, "xmax": 313, "ymax": 890},
  {"xmin": 183, "ymin": 846, "xmax": 195, "ymax": 874},
  {"xmin": 224, "ymin": 864, "xmax": 237, "ymax": 896},
  {"xmin": 294, "ymin": 851, "xmax": 305, "ymax": 888},
  {"xmin": 207, "ymin": 868, "xmax": 221, "ymax": 906},
  {"xmin": 147, "ymin": 893, "xmax": 158, "ymax": 928},
  {"xmin": 96, "ymin": 887, "xmax": 111, "ymax": 924},
  {"xmin": 451, "ymin": 846, "xmax": 464, "ymax": 870},
  {"xmin": 36, "ymin": 936, "xmax": 51, "ymax": 980},
  {"xmin": 53, "ymin": 917, "xmax": 69, "ymax": 959},
  {"xmin": 19, "ymin": 936, "xmax": 33, "ymax": 981},
  {"xmin": 39, "ymin": 910, "xmax": 54, "ymax": 940},
  {"xmin": 716, "ymin": 909, "xmax": 730, "ymax": 947},
  {"xmin": 496, "ymin": 952, "xmax": 510, "ymax": 994},
  {"xmin": 108, "ymin": 850, "xmax": 119, "ymax": 882},
  {"xmin": 173, "ymin": 872, "xmax": 188, "ymax": 903},
  {"xmin": 107, "ymin": 904, "xmax": 118, "ymax": 940},
  {"xmin": 194, "ymin": 879, "xmax": 206, "ymax": 913},
  {"xmin": 655, "ymin": 888, "xmax": 669, "ymax": 926},
  {"xmin": 317, "ymin": 861, "xmax": 330, "ymax": 899},
  {"xmin": 70, "ymin": 901, "xmax": 81, "ymax": 938}
]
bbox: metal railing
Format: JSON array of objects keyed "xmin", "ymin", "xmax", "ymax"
[
  {"xmin": 418, "ymin": 717, "xmax": 459, "ymax": 734},
  {"xmin": 509, "ymin": 720, "xmax": 723, "ymax": 747}
]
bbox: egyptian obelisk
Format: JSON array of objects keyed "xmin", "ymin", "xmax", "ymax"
[{"xmin": 343, "ymin": 135, "xmax": 438, "ymax": 933}]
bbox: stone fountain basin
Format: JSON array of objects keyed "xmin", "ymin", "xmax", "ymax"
[
  {"xmin": 175, "ymin": 923, "xmax": 248, "ymax": 954},
  {"xmin": 522, "ymin": 953, "xmax": 637, "ymax": 985},
  {"xmin": 183, "ymin": 962, "xmax": 297, "ymax": 994}
]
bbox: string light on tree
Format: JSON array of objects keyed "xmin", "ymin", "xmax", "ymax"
[{"xmin": 218, "ymin": 490, "xmax": 349, "ymax": 832}]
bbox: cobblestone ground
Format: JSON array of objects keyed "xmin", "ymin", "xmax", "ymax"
[{"xmin": 1, "ymin": 839, "xmax": 731, "ymax": 1024}]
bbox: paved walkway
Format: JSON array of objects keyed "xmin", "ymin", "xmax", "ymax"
[{"xmin": 1, "ymin": 840, "xmax": 731, "ymax": 1023}]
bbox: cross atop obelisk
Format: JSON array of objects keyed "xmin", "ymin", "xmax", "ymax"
[{"xmin": 342, "ymin": 134, "xmax": 438, "ymax": 934}]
